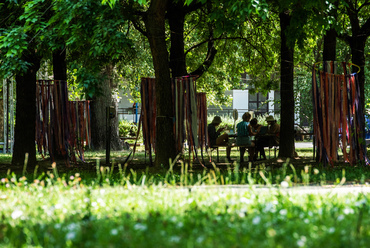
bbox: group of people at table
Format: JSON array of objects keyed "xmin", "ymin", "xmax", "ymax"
[{"xmin": 208, "ymin": 113, "xmax": 280, "ymax": 163}]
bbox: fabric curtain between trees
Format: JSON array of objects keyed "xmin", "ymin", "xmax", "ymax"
[
  {"xmin": 36, "ymin": 80, "xmax": 91, "ymax": 166},
  {"xmin": 312, "ymin": 61, "xmax": 368, "ymax": 166},
  {"xmin": 139, "ymin": 77, "xmax": 208, "ymax": 166}
]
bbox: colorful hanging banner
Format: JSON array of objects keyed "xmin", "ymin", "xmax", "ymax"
[
  {"xmin": 312, "ymin": 62, "xmax": 368, "ymax": 166},
  {"xmin": 36, "ymin": 80, "xmax": 91, "ymax": 166},
  {"xmin": 138, "ymin": 76, "xmax": 208, "ymax": 166}
]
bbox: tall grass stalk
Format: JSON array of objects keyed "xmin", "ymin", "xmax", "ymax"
[
  {"xmin": 259, "ymin": 169, "xmax": 271, "ymax": 186},
  {"xmin": 51, "ymin": 162, "xmax": 59, "ymax": 179},
  {"xmin": 96, "ymin": 160, "xmax": 101, "ymax": 183},
  {"xmin": 23, "ymin": 153, "xmax": 29, "ymax": 177},
  {"xmin": 289, "ymin": 163, "xmax": 298, "ymax": 185},
  {"xmin": 33, "ymin": 165, "xmax": 38, "ymax": 181}
]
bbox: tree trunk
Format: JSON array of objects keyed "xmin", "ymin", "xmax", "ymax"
[
  {"xmin": 52, "ymin": 46, "xmax": 67, "ymax": 160},
  {"xmin": 348, "ymin": 36, "xmax": 367, "ymax": 141},
  {"xmin": 90, "ymin": 65, "xmax": 122, "ymax": 151},
  {"xmin": 12, "ymin": 53, "xmax": 41, "ymax": 167},
  {"xmin": 323, "ymin": 0, "xmax": 338, "ymax": 62},
  {"xmin": 144, "ymin": 0, "xmax": 177, "ymax": 167},
  {"xmin": 349, "ymin": 36, "xmax": 366, "ymax": 111},
  {"xmin": 53, "ymin": 47, "xmax": 67, "ymax": 81},
  {"xmin": 279, "ymin": 11, "xmax": 295, "ymax": 158},
  {"xmin": 344, "ymin": 4, "xmax": 370, "ymax": 137},
  {"xmin": 168, "ymin": 3, "xmax": 187, "ymax": 77},
  {"xmin": 323, "ymin": 28, "xmax": 336, "ymax": 62}
]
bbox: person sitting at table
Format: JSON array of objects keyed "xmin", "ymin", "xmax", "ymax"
[
  {"xmin": 248, "ymin": 118, "xmax": 262, "ymax": 158},
  {"xmin": 255, "ymin": 115, "xmax": 280, "ymax": 160},
  {"xmin": 208, "ymin": 116, "xmax": 233, "ymax": 162},
  {"xmin": 236, "ymin": 112, "xmax": 255, "ymax": 162},
  {"xmin": 249, "ymin": 118, "xmax": 262, "ymax": 136}
]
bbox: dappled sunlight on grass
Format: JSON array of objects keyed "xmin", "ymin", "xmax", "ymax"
[{"xmin": 1, "ymin": 162, "xmax": 370, "ymax": 247}]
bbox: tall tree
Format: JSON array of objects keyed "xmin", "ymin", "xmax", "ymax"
[
  {"xmin": 51, "ymin": 0, "xmax": 135, "ymax": 151},
  {"xmin": 338, "ymin": 0, "xmax": 370, "ymax": 112},
  {"xmin": 279, "ymin": 10, "xmax": 295, "ymax": 158},
  {"xmin": 143, "ymin": 0, "xmax": 178, "ymax": 166},
  {"xmin": 118, "ymin": 0, "xmax": 270, "ymax": 166},
  {"xmin": 272, "ymin": 0, "xmax": 325, "ymax": 158},
  {"xmin": 12, "ymin": 53, "xmax": 41, "ymax": 166},
  {"xmin": 322, "ymin": 0, "xmax": 339, "ymax": 61},
  {"xmin": 0, "ymin": 0, "xmax": 51, "ymax": 166}
]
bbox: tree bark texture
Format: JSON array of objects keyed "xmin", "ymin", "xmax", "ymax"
[
  {"xmin": 349, "ymin": 36, "xmax": 366, "ymax": 111},
  {"xmin": 323, "ymin": 0, "xmax": 338, "ymax": 62},
  {"xmin": 279, "ymin": 11, "xmax": 295, "ymax": 158},
  {"xmin": 12, "ymin": 53, "xmax": 41, "ymax": 167},
  {"xmin": 323, "ymin": 28, "xmax": 337, "ymax": 62},
  {"xmin": 345, "ymin": 5, "xmax": 370, "ymax": 135},
  {"xmin": 53, "ymin": 47, "xmax": 67, "ymax": 81},
  {"xmin": 168, "ymin": 2, "xmax": 187, "ymax": 77},
  {"xmin": 144, "ymin": 0, "xmax": 177, "ymax": 167},
  {"xmin": 90, "ymin": 65, "xmax": 122, "ymax": 151},
  {"xmin": 52, "ymin": 46, "xmax": 67, "ymax": 159}
]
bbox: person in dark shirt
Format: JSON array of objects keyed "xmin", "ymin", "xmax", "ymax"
[
  {"xmin": 249, "ymin": 118, "xmax": 262, "ymax": 136},
  {"xmin": 254, "ymin": 115, "xmax": 280, "ymax": 160},
  {"xmin": 208, "ymin": 116, "xmax": 232, "ymax": 162}
]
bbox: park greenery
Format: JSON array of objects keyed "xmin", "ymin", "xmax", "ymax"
[
  {"xmin": 2, "ymin": 150, "xmax": 370, "ymax": 246},
  {"xmin": 2, "ymin": 0, "xmax": 370, "ymax": 167},
  {"xmin": 2, "ymin": 0, "xmax": 370, "ymax": 245}
]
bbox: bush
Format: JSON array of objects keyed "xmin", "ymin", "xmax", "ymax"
[
  {"xmin": 207, "ymin": 114, "xmax": 235, "ymax": 131},
  {"xmin": 255, "ymin": 113, "xmax": 281, "ymax": 126},
  {"xmin": 119, "ymin": 119, "xmax": 138, "ymax": 137}
]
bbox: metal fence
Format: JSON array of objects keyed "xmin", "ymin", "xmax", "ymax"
[{"xmin": 117, "ymin": 107, "xmax": 280, "ymax": 123}]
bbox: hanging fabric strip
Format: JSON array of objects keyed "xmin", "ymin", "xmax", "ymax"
[
  {"xmin": 312, "ymin": 61, "xmax": 368, "ymax": 166},
  {"xmin": 35, "ymin": 80, "xmax": 91, "ymax": 166},
  {"xmin": 139, "ymin": 75, "xmax": 205, "ymax": 165}
]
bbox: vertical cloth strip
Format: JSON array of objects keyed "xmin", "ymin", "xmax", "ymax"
[
  {"xmin": 36, "ymin": 80, "xmax": 91, "ymax": 166},
  {"xmin": 139, "ymin": 76, "xmax": 208, "ymax": 166},
  {"xmin": 312, "ymin": 62, "xmax": 368, "ymax": 166}
]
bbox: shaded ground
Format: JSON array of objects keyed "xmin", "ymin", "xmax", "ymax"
[
  {"xmin": 0, "ymin": 152, "xmax": 321, "ymax": 175},
  {"xmin": 0, "ymin": 141, "xmax": 363, "ymax": 176}
]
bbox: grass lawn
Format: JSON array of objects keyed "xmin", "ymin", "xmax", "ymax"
[{"xmin": 1, "ymin": 145, "xmax": 370, "ymax": 247}]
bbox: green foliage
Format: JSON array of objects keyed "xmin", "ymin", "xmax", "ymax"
[
  {"xmin": 0, "ymin": 0, "xmax": 51, "ymax": 79},
  {"xmin": 115, "ymin": 28, "xmax": 154, "ymax": 103},
  {"xmin": 184, "ymin": 3, "xmax": 278, "ymax": 105},
  {"xmin": 207, "ymin": 114, "xmax": 235, "ymax": 130},
  {"xmin": 50, "ymin": 0, "xmax": 136, "ymax": 98},
  {"xmin": 119, "ymin": 119, "xmax": 139, "ymax": 137},
  {"xmin": 2, "ymin": 159, "xmax": 370, "ymax": 247}
]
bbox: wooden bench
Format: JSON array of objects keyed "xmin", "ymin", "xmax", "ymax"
[
  {"xmin": 210, "ymin": 144, "xmax": 279, "ymax": 162},
  {"xmin": 210, "ymin": 144, "xmax": 254, "ymax": 163}
]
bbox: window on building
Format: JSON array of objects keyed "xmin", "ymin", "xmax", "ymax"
[
  {"xmin": 274, "ymin": 91, "xmax": 281, "ymax": 114},
  {"xmin": 248, "ymin": 92, "xmax": 268, "ymax": 116}
]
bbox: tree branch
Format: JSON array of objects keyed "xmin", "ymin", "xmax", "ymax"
[
  {"xmin": 120, "ymin": 1, "xmax": 148, "ymax": 37},
  {"xmin": 189, "ymin": 38, "xmax": 217, "ymax": 77},
  {"xmin": 360, "ymin": 17, "xmax": 370, "ymax": 37},
  {"xmin": 343, "ymin": 0, "xmax": 356, "ymax": 12},
  {"xmin": 357, "ymin": 1, "xmax": 370, "ymax": 12},
  {"xmin": 130, "ymin": 18, "xmax": 147, "ymax": 37},
  {"xmin": 185, "ymin": 36, "xmax": 272, "ymax": 67},
  {"xmin": 336, "ymin": 31, "xmax": 351, "ymax": 46}
]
